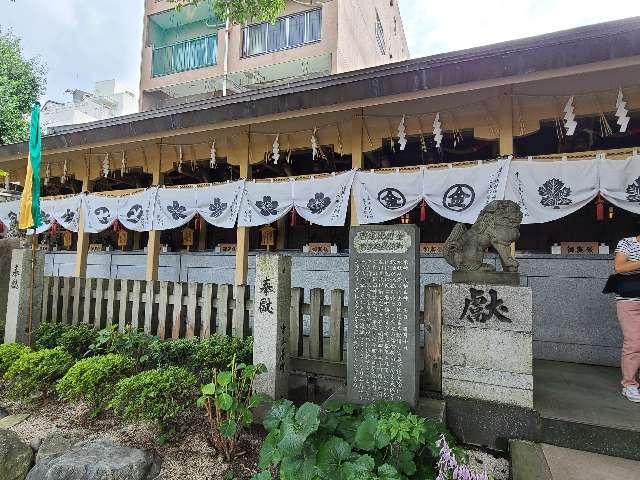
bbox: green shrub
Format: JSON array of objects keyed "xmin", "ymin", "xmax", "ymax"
[
  {"xmin": 193, "ymin": 335, "xmax": 253, "ymax": 377},
  {"xmin": 35, "ymin": 322, "xmax": 98, "ymax": 358},
  {"xmin": 146, "ymin": 338, "xmax": 200, "ymax": 370},
  {"xmin": 253, "ymin": 400, "xmax": 464, "ymax": 480},
  {"xmin": 199, "ymin": 358, "xmax": 266, "ymax": 461},
  {"xmin": 34, "ymin": 322, "xmax": 67, "ymax": 350},
  {"xmin": 87, "ymin": 326, "xmax": 156, "ymax": 368},
  {"xmin": 109, "ymin": 367, "xmax": 198, "ymax": 433},
  {"xmin": 0, "ymin": 343, "xmax": 31, "ymax": 374},
  {"xmin": 56, "ymin": 354, "xmax": 136, "ymax": 412},
  {"xmin": 4, "ymin": 347, "xmax": 75, "ymax": 400}
]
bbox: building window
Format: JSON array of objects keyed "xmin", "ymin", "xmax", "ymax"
[
  {"xmin": 375, "ymin": 10, "xmax": 386, "ymax": 55},
  {"xmin": 242, "ymin": 9, "xmax": 322, "ymax": 57}
]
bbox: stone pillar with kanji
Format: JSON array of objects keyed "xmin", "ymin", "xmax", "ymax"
[
  {"xmin": 252, "ymin": 254, "xmax": 292, "ymax": 399},
  {"xmin": 5, "ymin": 248, "xmax": 45, "ymax": 345},
  {"xmin": 441, "ymin": 283, "xmax": 534, "ymax": 409}
]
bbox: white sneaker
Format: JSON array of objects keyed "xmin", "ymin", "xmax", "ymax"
[{"xmin": 622, "ymin": 386, "xmax": 640, "ymax": 403}]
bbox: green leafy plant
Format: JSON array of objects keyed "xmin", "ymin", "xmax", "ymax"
[
  {"xmin": 35, "ymin": 322, "xmax": 98, "ymax": 358},
  {"xmin": 56, "ymin": 354, "xmax": 136, "ymax": 413},
  {"xmin": 253, "ymin": 400, "xmax": 464, "ymax": 480},
  {"xmin": 3, "ymin": 347, "xmax": 74, "ymax": 400},
  {"xmin": 198, "ymin": 357, "xmax": 266, "ymax": 461},
  {"xmin": 87, "ymin": 326, "xmax": 156, "ymax": 369},
  {"xmin": 0, "ymin": 343, "xmax": 31, "ymax": 374},
  {"xmin": 194, "ymin": 335, "xmax": 253, "ymax": 378},
  {"xmin": 109, "ymin": 366, "xmax": 198, "ymax": 436}
]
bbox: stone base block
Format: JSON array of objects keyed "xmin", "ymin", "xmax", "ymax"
[
  {"xmin": 452, "ymin": 271, "xmax": 520, "ymax": 286},
  {"xmin": 442, "ymin": 283, "xmax": 533, "ymax": 409}
]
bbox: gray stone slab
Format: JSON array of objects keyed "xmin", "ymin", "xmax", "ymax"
[
  {"xmin": 444, "ymin": 378, "xmax": 533, "ymax": 409},
  {"xmin": 0, "ymin": 413, "xmax": 30, "ymax": 429},
  {"xmin": 347, "ymin": 225, "xmax": 420, "ymax": 407},
  {"xmin": 443, "ymin": 325, "xmax": 533, "ymax": 373},
  {"xmin": 5, "ymin": 248, "xmax": 44, "ymax": 344},
  {"xmin": 253, "ymin": 254, "xmax": 292, "ymax": 400},
  {"xmin": 443, "ymin": 283, "xmax": 533, "ymax": 333}
]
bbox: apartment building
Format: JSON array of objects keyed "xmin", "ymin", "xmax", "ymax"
[{"xmin": 139, "ymin": 0, "xmax": 409, "ymax": 110}]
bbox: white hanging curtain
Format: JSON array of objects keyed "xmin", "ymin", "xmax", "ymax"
[
  {"xmin": 238, "ymin": 180, "xmax": 294, "ymax": 227},
  {"xmin": 424, "ymin": 158, "xmax": 511, "ymax": 224},
  {"xmin": 117, "ymin": 188, "xmax": 156, "ymax": 232},
  {"xmin": 82, "ymin": 194, "xmax": 120, "ymax": 233},
  {"xmin": 0, "ymin": 200, "xmax": 21, "ymax": 237},
  {"xmin": 504, "ymin": 158, "xmax": 600, "ymax": 224},
  {"xmin": 195, "ymin": 180, "xmax": 245, "ymax": 229},
  {"xmin": 293, "ymin": 170, "xmax": 355, "ymax": 226},
  {"xmin": 152, "ymin": 186, "xmax": 198, "ymax": 231},
  {"xmin": 352, "ymin": 169, "xmax": 424, "ymax": 224},
  {"xmin": 600, "ymin": 154, "xmax": 640, "ymax": 214},
  {"xmin": 45, "ymin": 195, "xmax": 82, "ymax": 232}
]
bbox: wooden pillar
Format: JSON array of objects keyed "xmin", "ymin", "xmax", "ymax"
[
  {"xmin": 198, "ymin": 224, "xmax": 207, "ymax": 251},
  {"xmin": 74, "ymin": 165, "xmax": 91, "ymax": 278},
  {"xmin": 146, "ymin": 153, "xmax": 163, "ymax": 281},
  {"xmin": 350, "ymin": 114, "xmax": 364, "ymax": 226},
  {"xmin": 235, "ymin": 134, "xmax": 251, "ymax": 286},
  {"xmin": 499, "ymin": 86, "xmax": 516, "ymax": 257},
  {"xmin": 276, "ymin": 216, "xmax": 287, "ymax": 250}
]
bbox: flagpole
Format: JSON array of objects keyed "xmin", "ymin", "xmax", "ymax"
[{"xmin": 27, "ymin": 233, "xmax": 37, "ymax": 347}]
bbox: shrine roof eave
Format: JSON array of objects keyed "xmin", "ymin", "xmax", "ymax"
[{"xmin": 1, "ymin": 16, "xmax": 640, "ymax": 159}]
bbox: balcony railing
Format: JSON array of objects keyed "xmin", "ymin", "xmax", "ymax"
[{"xmin": 152, "ymin": 34, "xmax": 217, "ymax": 77}]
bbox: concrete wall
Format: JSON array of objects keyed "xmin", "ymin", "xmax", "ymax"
[{"xmin": 43, "ymin": 250, "xmax": 619, "ymax": 367}]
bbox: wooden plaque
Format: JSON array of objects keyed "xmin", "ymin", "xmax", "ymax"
[
  {"xmin": 560, "ymin": 242, "xmax": 599, "ymax": 255},
  {"xmin": 62, "ymin": 231, "xmax": 73, "ymax": 249},
  {"xmin": 307, "ymin": 243, "xmax": 332, "ymax": 254},
  {"xmin": 88, "ymin": 243, "xmax": 103, "ymax": 252},
  {"xmin": 260, "ymin": 225, "xmax": 275, "ymax": 249},
  {"xmin": 182, "ymin": 227, "xmax": 194, "ymax": 247},
  {"xmin": 420, "ymin": 243, "xmax": 444, "ymax": 254},
  {"xmin": 117, "ymin": 230, "xmax": 128, "ymax": 248},
  {"xmin": 218, "ymin": 243, "xmax": 237, "ymax": 253}
]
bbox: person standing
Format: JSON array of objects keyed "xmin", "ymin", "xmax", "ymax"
[{"xmin": 613, "ymin": 236, "xmax": 640, "ymax": 402}]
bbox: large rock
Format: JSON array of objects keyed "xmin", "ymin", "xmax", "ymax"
[
  {"xmin": 26, "ymin": 438, "xmax": 160, "ymax": 480},
  {"xmin": 0, "ymin": 429, "xmax": 33, "ymax": 480}
]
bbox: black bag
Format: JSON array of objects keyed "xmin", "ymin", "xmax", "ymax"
[{"xmin": 603, "ymin": 274, "xmax": 640, "ymax": 297}]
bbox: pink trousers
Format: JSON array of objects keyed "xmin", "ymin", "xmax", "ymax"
[{"xmin": 616, "ymin": 300, "xmax": 640, "ymax": 387}]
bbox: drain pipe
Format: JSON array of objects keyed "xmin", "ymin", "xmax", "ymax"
[{"xmin": 222, "ymin": 13, "xmax": 230, "ymax": 96}]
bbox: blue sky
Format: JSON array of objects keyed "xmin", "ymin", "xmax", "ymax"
[{"xmin": 2, "ymin": 0, "xmax": 640, "ymax": 103}]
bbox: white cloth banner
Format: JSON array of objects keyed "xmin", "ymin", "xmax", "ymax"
[
  {"xmin": 195, "ymin": 181, "xmax": 245, "ymax": 229},
  {"xmin": 0, "ymin": 200, "xmax": 20, "ymax": 236},
  {"xmin": 117, "ymin": 189, "xmax": 156, "ymax": 232},
  {"xmin": 424, "ymin": 158, "xmax": 511, "ymax": 223},
  {"xmin": 238, "ymin": 180, "xmax": 294, "ymax": 227},
  {"xmin": 40, "ymin": 195, "xmax": 82, "ymax": 233},
  {"xmin": 82, "ymin": 194, "xmax": 120, "ymax": 233},
  {"xmin": 600, "ymin": 155, "xmax": 640, "ymax": 214},
  {"xmin": 352, "ymin": 169, "xmax": 424, "ymax": 224},
  {"xmin": 152, "ymin": 187, "xmax": 198, "ymax": 231},
  {"xmin": 505, "ymin": 158, "xmax": 599, "ymax": 224},
  {"xmin": 293, "ymin": 171, "xmax": 355, "ymax": 226}
]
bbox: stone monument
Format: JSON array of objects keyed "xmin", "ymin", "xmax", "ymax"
[
  {"xmin": 252, "ymin": 254, "xmax": 291, "ymax": 400},
  {"xmin": 5, "ymin": 248, "xmax": 45, "ymax": 344},
  {"xmin": 347, "ymin": 224, "xmax": 420, "ymax": 407},
  {"xmin": 441, "ymin": 200, "xmax": 533, "ymax": 409},
  {"xmin": 443, "ymin": 200, "xmax": 523, "ymax": 286}
]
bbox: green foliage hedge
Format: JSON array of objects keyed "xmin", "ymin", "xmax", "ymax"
[
  {"xmin": 56, "ymin": 354, "xmax": 136, "ymax": 411},
  {"xmin": 254, "ymin": 400, "xmax": 463, "ymax": 480},
  {"xmin": 4, "ymin": 347, "xmax": 75, "ymax": 400},
  {"xmin": 35, "ymin": 323, "xmax": 98, "ymax": 358},
  {"xmin": 0, "ymin": 343, "xmax": 31, "ymax": 374},
  {"xmin": 109, "ymin": 367, "xmax": 198, "ymax": 431}
]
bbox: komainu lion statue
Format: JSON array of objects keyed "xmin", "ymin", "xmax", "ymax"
[{"xmin": 443, "ymin": 200, "xmax": 523, "ymax": 272}]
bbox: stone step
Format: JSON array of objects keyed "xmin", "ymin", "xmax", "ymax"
[
  {"xmin": 0, "ymin": 414, "xmax": 30, "ymax": 429},
  {"xmin": 511, "ymin": 440, "xmax": 640, "ymax": 480}
]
